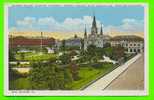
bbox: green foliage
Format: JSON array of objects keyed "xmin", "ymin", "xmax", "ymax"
[
  {"xmin": 61, "ymin": 40, "xmax": 66, "ymax": 51},
  {"xmin": 29, "ymin": 61, "xmax": 66, "ymax": 90},
  {"xmin": 103, "ymin": 47, "xmax": 113, "ymax": 57},
  {"xmin": 69, "ymin": 62, "xmax": 80, "ymax": 81},
  {"xmin": 112, "ymin": 46, "xmax": 125, "ymax": 60},
  {"xmin": 20, "ymin": 52, "xmax": 25, "ymax": 60},
  {"xmin": 9, "ymin": 68, "xmax": 30, "ymax": 90},
  {"xmin": 64, "ymin": 69, "xmax": 73, "ymax": 84},
  {"xmin": 16, "ymin": 53, "xmax": 57, "ymax": 61},
  {"xmin": 66, "ymin": 46, "xmax": 80, "ymax": 51},
  {"xmin": 67, "ymin": 62, "xmax": 115, "ymax": 89},
  {"xmin": 10, "ymin": 78, "xmax": 31, "ymax": 90},
  {"xmin": 69, "ymin": 50, "xmax": 78, "ymax": 56},
  {"xmin": 9, "ymin": 68, "xmax": 21, "ymax": 81},
  {"xmin": 59, "ymin": 53, "xmax": 71, "ymax": 64},
  {"xmin": 103, "ymin": 43, "xmax": 111, "ymax": 48},
  {"xmin": 80, "ymin": 39, "xmax": 84, "ymax": 50},
  {"xmin": 9, "ymin": 49, "xmax": 16, "ymax": 61},
  {"xmin": 87, "ymin": 45, "xmax": 97, "ymax": 56},
  {"xmin": 85, "ymin": 45, "xmax": 104, "ymax": 63}
]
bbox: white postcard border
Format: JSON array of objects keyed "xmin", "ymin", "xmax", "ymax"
[{"xmin": 4, "ymin": 3, "xmax": 149, "ymax": 96}]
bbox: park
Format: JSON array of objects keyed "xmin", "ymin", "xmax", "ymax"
[{"xmin": 9, "ymin": 42, "xmax": 135, "ymax": 90}]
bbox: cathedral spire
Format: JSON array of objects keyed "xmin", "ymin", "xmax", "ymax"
[
  {"xmin": 84, "ymin": 25, "xmax": 87, "ymax": 38},
  {"xmin": 91, "ymin": 13, "xmax": 97, "ymax": 34},
  {"xmin": 92, "ymin": 15, "xmax": 97, "ymax": 28},
  {"xmin": 100, "ymin": 24, "xmax": 103, "ymax": 35}
]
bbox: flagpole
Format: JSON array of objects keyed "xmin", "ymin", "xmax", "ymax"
[{"xmin": 41, "ymin": 32, "xmax": 43, "ymax": 54}]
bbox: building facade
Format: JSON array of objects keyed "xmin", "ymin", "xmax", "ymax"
[
  {"xmin": 110, "ymin": 35, "xmax": 144, "ymax": 54},
  {"xmin": 9, "ymin": 36, "xmax": 55, "ymax": 48},
  {"xmin": 65, "ymin": 35, "xmax": 81, "ymax": 47},
  {"xmin": 84, "ymin": 15, "xmax": 104, "ymax": 50}
]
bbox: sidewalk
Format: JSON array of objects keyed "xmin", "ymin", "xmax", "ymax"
[
  {"xmin": 84, "ymin": 54, "xmax": 142, "ymax": 90},
  {"xmin": 105, "ymin": 53, "xmax": 144, "ymax": 90}
]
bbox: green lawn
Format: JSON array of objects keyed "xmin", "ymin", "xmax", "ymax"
[
  {"xmin": 10, "ymin": 63, "xmax": 116, "ymax": 90},
  {"xmin": 10, "ymin": 78, "xmax": 31, "ymax": 90},
  {"xmin": 15, "ymin": 52, "xmax": 57, "ymax": 61},
  {"xmin": 66, "ymin": 63, "xmax": 116, "ymax": 90}
]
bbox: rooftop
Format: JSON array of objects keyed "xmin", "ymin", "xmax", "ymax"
[{"xmin": 111, "ymin": 35, "xmax": 144, "ymax": 42}]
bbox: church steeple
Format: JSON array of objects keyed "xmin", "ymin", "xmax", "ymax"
[
  {"xmin": 92, "ymin": 16, "xmax": 97, "ymax": 28},
  {"xmin": 84, "ymin": 25, "xmax": 87, "ymax": 38},
  {"xmin": 100, "ymin": 24, "xmax": 103, "ymax": 35},
  {"xmin": 91, "ymin": 14, "xmax": 97, "ymax": 35}
]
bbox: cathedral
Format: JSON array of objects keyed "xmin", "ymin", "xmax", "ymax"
[{"xmin": 84, "ymin": 15, "xmax": 104, "ymax": 50}]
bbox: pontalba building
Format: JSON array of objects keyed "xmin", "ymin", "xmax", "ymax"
[
  {"xmin": 84, "ymin": 15, "xmax": 104, "ymax": 50},
  {"xmin": 110, "ymin": 35, "xmax": 144, "ymax": 54}
]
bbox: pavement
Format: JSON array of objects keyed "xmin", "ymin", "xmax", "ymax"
[
  {"xmin": 105, "ymin": 53, "xmax": 144, "ymax": 90},
  {"xmin": 84, "ymin": 53, "xmax": 144, "ymax": 90}
]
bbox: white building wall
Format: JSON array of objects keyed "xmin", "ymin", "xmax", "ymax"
[{"xmin": 111, "ymin": 40, "xmax": 144, "ymax": 54}]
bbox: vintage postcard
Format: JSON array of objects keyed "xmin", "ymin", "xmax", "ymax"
[{"xmin": 4, "ymin": 3, "xmax": 149, "ymax": 96}]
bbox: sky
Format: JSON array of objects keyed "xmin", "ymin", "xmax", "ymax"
[{"xmin": 8, "ymin": 5, "xmax": 145, "ymax": 39}]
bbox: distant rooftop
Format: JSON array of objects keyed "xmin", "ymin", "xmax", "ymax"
[{"xmin": 111, "ymin": 35, "xmax": 144, "ymax": 42}]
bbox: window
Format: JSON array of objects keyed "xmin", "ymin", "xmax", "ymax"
[
  {"xmin": 134, "ymin": 44, "xmax": 136, "ymax": 46},
  {"xmin": 138, "ymin": 44, "xmax": 140, "ymax": 46},
  {"xmin": 134, "ymin": 49, "xmax": 136, "ymax": 52},
  {"xmin": 130, "ymin": 49, "xmax": 132, "ymax": 52}
]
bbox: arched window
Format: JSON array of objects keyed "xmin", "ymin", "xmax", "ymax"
[
  {"xmin": 134, "ymin": 49, "xmax": 136, "ymax": 52},
  {"xmin": 138, "ymin": 49, "xmax": 140, "ymax": 53}
]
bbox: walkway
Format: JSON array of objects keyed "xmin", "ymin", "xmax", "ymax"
[
  {"xmin": 105, "ymin": 54, "xmax": 144, "ymax": 90},
  {"xmin": 84, "ymin": 54, "xmax": 142, "ymax": 90}
]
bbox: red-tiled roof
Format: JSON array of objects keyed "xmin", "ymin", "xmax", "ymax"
[{"xmin": 9, "ymin": 36, "xmax": 55, "ymax": 47}]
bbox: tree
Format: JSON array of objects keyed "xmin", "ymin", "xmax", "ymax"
[
  {"xmin": 86, "ymin": 45, "xmax": 104, "ymax": 63},
  {"xmin": 69, "ymin": 62, "xmax": 79, "ymax": 81},
  {"xmin": 112, "ymin": 46, "xmax": 125, "ymax": 60},
  {"xmin": 9, "ymin": 68, "xmax": 21, "ymax": 81},
  {"xmin": 87, "ymin": 45, "xmax": 97, "ymax": 56},
  {"xmin": 59, "ymin": 53, "xmax": 71, "ymax": 65},
  {"xmin": 9, "ymin": 49, "xmax": 16, "ymax": 61},
  {"xmin": 103, "ymin": 47, "xmax": 113, "ymax": 57},
  {"xmin": 47, "ymin": 67, "xmax": 65, "ymax": 89},
  {"xmin": 29, "ymin": 60, "xmax": 66, "ymax": 90},
  {"xmin": 63, "ymin": 69, "xmax": 73, "ymax": 84},
  {"xmin": 103, "ymin": 43, "xmax": 111, "ymax": 48},
  {"xmin": 80, "ymin": 39, "xmax": 84, "ymax": 50},
  {"xmin": 61, "ymin": 40, "xmax": 66, "ymax": 51},
  {"xmin": 20, "ymin": 53, "xmax": 25, "ymax": 61}
]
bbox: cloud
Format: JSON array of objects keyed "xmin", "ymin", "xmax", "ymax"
[
  {"xmin": 104, "ymin": 18, "xmax": 144, "ymax": 36},
  {"xmin": 10, "ymin": 16, "xmax": 144, "ymax": 37},
  {"xmin": 120, "ymin": 18, "xmax": 144, "ymax": 33},
  {"xmin": 10, "ymin": 16, "xmax": 102, "ymax": 33},
  {"xmin": 17, "ymin": 17, "xmax": 36, "ymax": 27}
]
